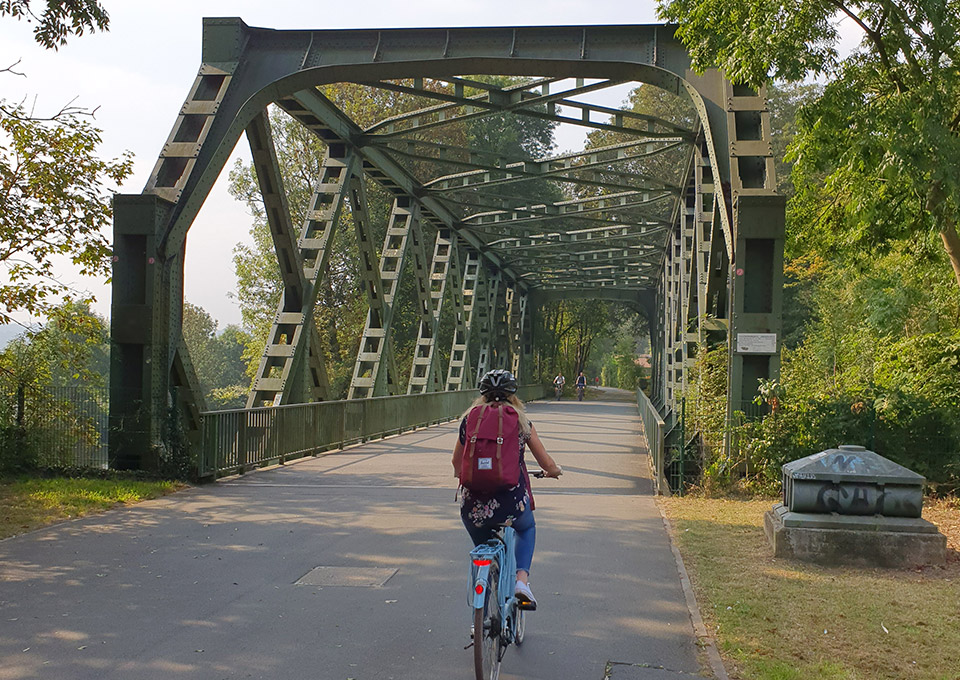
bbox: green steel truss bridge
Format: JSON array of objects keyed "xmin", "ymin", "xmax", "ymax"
[{"xmin": 109, "ymin": 18, "xmax": 784, "ymax": 476}]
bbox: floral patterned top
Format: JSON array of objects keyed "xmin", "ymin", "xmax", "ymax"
[{"xmin": 458, "ymin": 418, "xmax": 534, "ymax": 527}]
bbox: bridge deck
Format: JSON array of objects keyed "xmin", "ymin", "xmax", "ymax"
[{"xmin": 0, "ymin": 397, "xmax": 702, "ymax": 679}]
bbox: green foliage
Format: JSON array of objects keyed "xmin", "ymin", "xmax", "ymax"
[
  {"xmin": 591, "ymin": 309, "xmax": 651, "ymax": 390},
  {"xmin": 653, "ymin": 4, "xmax": 960, "ymax": 489},
  {"xmin": 0, "ymin": 0, "xmax": 109, "ymax": 49},
  {"xmin": 0, "ymin": 103, "xmax": 132, "ymax": 324},
  {"xmin": 722, "ymin": 257, "xmax": 958, "ymax": 492},
  {"xmin": 535, "ymin": 299, "xmax": 615, "ymax": 381},
  {"xmin": 229, "ymin": 80, "xmax": 558, "ymax": 398},
  {"xmin": 611, "ymin": 336, "xmax": 645, "ymax": 391},
  {"xmin": 181, "ymin": 302, "xmax": 251, "ymax": 410},
  {"xmin": 0, "ymin": 302, "xmax": 109, "ymax": 472},
  {"xmin": 766, "ymin": 81, "xmax": 822, "ymax": 198},
  {"xmin": 680, "ymin": 341, "xmax": 730, "ymax": 490},
  {"xmin": 659, "ymin": 0, "xmax": 960, "ymax": 287},
  {"xmin": 686, "ymin": 243, "xmax": 960, "ymax": 494},
  {"xmin": 659, "ymin": 0, "xmax": 840, "ymax": 86}
]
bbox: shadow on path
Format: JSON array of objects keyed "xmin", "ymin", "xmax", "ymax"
[{"xmin": 0, "ymin": 400, "xmax": 700, "ymax": 680}]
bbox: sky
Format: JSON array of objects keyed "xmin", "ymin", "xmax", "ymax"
[{"xmin": 1, "ymin": 1, "xmax": 865, "ymax": 335}]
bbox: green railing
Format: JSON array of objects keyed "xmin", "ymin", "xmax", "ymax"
[
  {"xmin": 636, "ymin": 388, "xmax": 668, "ymax": 495},
  {"xmin": 198, "ymin": 385, "xmax": 547, "ymax": 479}
]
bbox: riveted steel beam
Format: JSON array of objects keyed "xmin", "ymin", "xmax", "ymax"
[
  {"xmin": 508, "ymin": 289, "xmax": 528, "ymax": 379},
  {"xmin": 493, "ymin": 283, "xmax": 511, "ymax": 370},
  {"xmin": 408, "ymin": 229, "xmax": 457, "ymax": 394},
  {"xmin": 502, "ymin": 244, "xmax": 663, "ymax": 263},
  {"xmin": 244, "ymin": 111, "xmax": 331, "ymax": 404},
  {"xmin": 407, "ymin": 220, "xmax": 436, "ymax": 394},
  {"xmin": 381, "ymin": 138, "xmax": 685, "ymax": 196},
  {"xmin": 488, "ymin": 221, "xmax": 668, "ymax": 247},
  {"xmin": 109, "ymin": 194, "xmax": 196, "ymax": 469},
  {"xmin": 112, "ymin": 19, "xmax": 788, "ymax": 471},
  {"xmin": 474, "ymin": 269, "xmax": 501, "ymax": 382},
  {"xmin": 461, "ymin": 190, "xmax": 676, "ymax": 231},
  {"xmin": 345, "ymin": 175, "xmax": 400, "ymax": 399},
  {"xmin": 362, "ymin": 76, "xmax": 694, "ymax": 140},
  {"xmin": 416, "ymin": 138, "xmax": 684, "ymax": 195},
  {"xmin": 247, "ymin": 148, "xmax": 358, "ymax": 408},
  {"xmin": 445, "ymin": 248, "xmax": 480, "ymax": 391},
  {"xmin": 349, "ymin": 198, "xmax": 420, "ymax": 398},
  {"xmin": 492, "ymin": 237, "xmax": 665, "ymax": 258},
  {"xmin": 276, "ymin": 88, "xmax": 527, "ymax": 288}
]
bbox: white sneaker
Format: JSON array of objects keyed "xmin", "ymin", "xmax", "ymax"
[{"xmin": 515, "ymin": 580, "xmax": 537, "ymax": 610}]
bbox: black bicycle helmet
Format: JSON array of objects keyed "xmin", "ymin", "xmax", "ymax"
[{"xmin": 479, "ymin": 369, "xmax": 518, "ymax": 400}]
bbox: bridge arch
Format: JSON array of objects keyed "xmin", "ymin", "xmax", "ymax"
[{"xmin": 109, "ymin": 18, "xmax": 784, "ymax": 471}]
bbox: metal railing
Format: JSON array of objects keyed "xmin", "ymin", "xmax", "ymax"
[
  {"xmin": 198, "ymin": 384, "xmax": 547, "ymax": 479},
  {"xmin": 0, "ymin": 383, "xmax": 109, "ymax": 472},
  {"xmin": 636, "ymin": 388, "xmax": 668, "ymax": 495}
]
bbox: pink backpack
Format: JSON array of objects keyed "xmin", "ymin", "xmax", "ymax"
[{"xmin": 460, "ymin": 402, "xmax": 522, "ymax": 494}]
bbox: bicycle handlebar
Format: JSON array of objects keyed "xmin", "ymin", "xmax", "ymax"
[{"xmin": 531, "ymin": 468, "xmax": 562, "ymax": 479}]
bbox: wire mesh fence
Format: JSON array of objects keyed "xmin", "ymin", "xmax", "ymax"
[
  {"xmin": 658, "ymin": 398, "xmax": 960, "ymax": 494},
  {"xmin": 0, "ymin": 381, "xmax": 109, "ymax": 472}
]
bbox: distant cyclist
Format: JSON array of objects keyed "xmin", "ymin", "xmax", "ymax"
[
  {"xmin": 553, "ymin": 372, "xmax": 565, "ymax": 399},
  {"xmin": 452, "ymin": 369, "xmax": 562, "ymax": 610},
  {"xmin": 575, "ymin": 372, "xmax": 586, "ymax": 401}
]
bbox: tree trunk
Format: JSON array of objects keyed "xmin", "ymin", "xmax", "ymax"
[
  {"xmin": 927, "ymin": 182, "xmax": 960, "ymax": 288},
  {"xmin": 941, "ymin": 223, "xmax": 960, "ymax": 289}
]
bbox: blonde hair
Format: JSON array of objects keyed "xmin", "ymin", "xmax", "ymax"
[{"xmin": 463, "ymin": 393, "xmax": 531, "ymax": 436}]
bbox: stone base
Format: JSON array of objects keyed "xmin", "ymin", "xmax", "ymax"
[{"xmin": 764, "ymin": 503, "xmax": 946, "ymax": 568}]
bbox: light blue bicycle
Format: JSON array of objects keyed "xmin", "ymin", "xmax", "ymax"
[{"xmin": 467, "ymin": 470, "xmax": 546, "ymax": 680}]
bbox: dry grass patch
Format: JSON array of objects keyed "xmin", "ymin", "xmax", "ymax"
[
  {"xmin": 0, "ymin": 477, "xmax": 183, "ymax": 539},
  {"xmin": 660, "ymin": 495, "xmax": 960, "ymax": 680}
]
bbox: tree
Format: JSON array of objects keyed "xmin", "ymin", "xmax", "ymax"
[
  {"xmin": 0, "ymin": 300, "xmax": 108, "ymax": 387},
  {"xmin": 0, "ymin": 108, "xmax": 132, "ymax": 324},
  {"xmin": 658, "ymin": 0, "xmax": 960, "ymax": 288},
  {"xmin": 182, "ymin": 301, "xmax": 251, "ymax": 409},
  {"xmin": 2, "ymin": 0, "xmax": 130, "ymax": 326},
  {"xmin": 230, "ymin": 80, "xmax": 558, "ymax": 398},
  {"xmin": 583, "ymin": 83, "xmax": 696, "ymax": 196},
  {"xmin": 765, "ymin": 81, "xmax": 822, "ymax": 197},
  {"xmin": 536, "ymin": 299, "xmax": 615, "ymax": 379},
  {"xmin": 1, "ymin": 0, "xmax": 109, "ymax": 50},
  {"xmin": 0, "ymin": 301, "xmax": 110, "ymax": 471}
]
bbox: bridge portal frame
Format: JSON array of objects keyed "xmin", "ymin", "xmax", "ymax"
[{"xmin": 109, "ymin": 18, "xmax": 783, "ymax": 470}]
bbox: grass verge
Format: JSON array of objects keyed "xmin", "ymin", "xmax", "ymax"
[
  {"xmin": 660, "ymin": 495, "xmax": 960, "ymax": 680},
  {"xmin": 0, "ymin": 476, "xmax": 183, "ymax": 539}
]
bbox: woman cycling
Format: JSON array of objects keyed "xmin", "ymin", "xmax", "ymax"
[{"xmin": 452, "ymin": 369, "xmax": 562, "ymax": 610}]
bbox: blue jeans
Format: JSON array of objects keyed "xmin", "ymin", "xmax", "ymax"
[{"xmin": 463, "ymin": 504, "xmax": 536, "ymax": 574}]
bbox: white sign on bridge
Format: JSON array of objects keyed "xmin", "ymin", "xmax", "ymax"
[{"xmin": 736, "ymin": 333, "xmax": 778, "ymax": 354}]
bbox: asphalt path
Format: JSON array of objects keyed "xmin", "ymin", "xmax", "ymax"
[{"xmin": 0, "ymin": 397, "xmax": 703, "ymax": 680}]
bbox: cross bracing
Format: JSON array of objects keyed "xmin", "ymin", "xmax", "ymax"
[{"xmin": 108, "ymin": 19, "xmax": 784, "ymax": 474}]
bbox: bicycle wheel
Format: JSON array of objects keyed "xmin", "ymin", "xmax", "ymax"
[
  {"xmin": 473, "ymin": 564, "xmax": 502, "ymax": 680},
  {"xmin": 514, "ymin": 607, "xmax": 525, "ymax": 646}
]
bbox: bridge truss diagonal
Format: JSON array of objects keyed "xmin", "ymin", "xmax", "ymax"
[{"xmin": 109, "ymin": 19, "xmax": 785, "ymax": 473}]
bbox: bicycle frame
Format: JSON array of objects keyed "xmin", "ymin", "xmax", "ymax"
[{"xmin": 469, "ymin": 525, "xmax": 520, "ymax": 638}]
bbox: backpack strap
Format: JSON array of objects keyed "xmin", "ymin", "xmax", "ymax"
[
  {"xmin": 462, "ymin": 404, "xmax": 489, "ymax": 486},
  {"xmin": 495, "ymin": 404, "xmax": 504, "ymax": 478}
]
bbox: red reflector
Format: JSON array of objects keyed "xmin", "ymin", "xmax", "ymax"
[
  {"xmin": 475, "ymin": 584, "xmax": 484, "ymax": 594},
  {"xmin": 472, "ymin": 559, "xmax": 492, "ymax": 566}
]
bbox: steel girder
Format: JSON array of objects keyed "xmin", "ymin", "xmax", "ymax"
[
  {"xmin": 244, "ymin": 111, "xmax": 331, "ymax": 407},
  {"xmin": 474, "ymin": 269, "xmax": 501, "ymax": 383},
  {"xmin": 651, "ymin": 79, "xmax": 784, "ymax": 419},
  {"xmin": 109, "ymin": 18, "xmax": 783, "ymax": 469},
  {"xmin": 246, "ymin": 148, "xmax": 358, "ymax": 408},
  {"xmin": 444, "ymin": 248, "xmax": 479, "ymax": 391},
  {"xmin": 408, "ymin": 229, "xmax": 456, "ymax": 394},
  {"xmin": 348, "ymin": 198, "xmax": 420, "ymax": 399}
]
